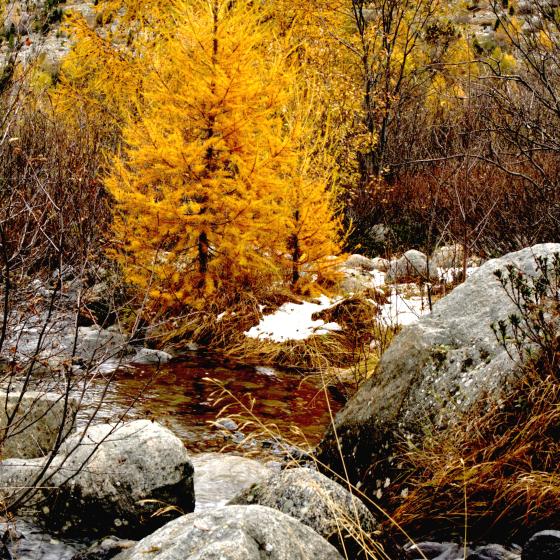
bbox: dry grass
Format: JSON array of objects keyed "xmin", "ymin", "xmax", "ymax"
[
  {"xmin": 392, "ymin": 362, "xmax": 560, "ymax": 543},
  {"xmin": 161, "ymin": 291, "xmax": 392, "ymax": 374}
]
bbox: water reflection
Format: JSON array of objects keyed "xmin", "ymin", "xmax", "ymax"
[{"xmin": 104, "ymin": 353, "xmax": 344, "ymax": 456}]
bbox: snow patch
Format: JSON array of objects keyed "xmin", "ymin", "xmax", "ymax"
[
  {"xmin": 244, "ymin": 295, "xmax": 342, "ymax": 343},
  {"xmin": 379, "ymin": 290, "xmax": 428, "ymax": 327}
]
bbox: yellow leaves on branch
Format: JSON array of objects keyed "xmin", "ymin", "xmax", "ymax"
[{"xmin": 60, "ymin": 0, "xmax": 343, "ymax": 310}]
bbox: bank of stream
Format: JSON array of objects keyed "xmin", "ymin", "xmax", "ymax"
[{"xmin": 8, "ymin": 354, "xmax": 345, "ymax": 559}]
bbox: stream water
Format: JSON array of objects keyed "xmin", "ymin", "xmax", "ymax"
[{"xmin": 9, "ymin": 354, "xmax": 345, "ymax": 559}]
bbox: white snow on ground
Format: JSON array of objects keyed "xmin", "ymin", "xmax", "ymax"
[
  {"xmin": 379, "ymin": 290, "xmax": 428, "ymax": 327},
  {"xmin": 244, "ymin": 295, "xmax": 342, "ymax": 343},
  {"xmin": 243, "ymin": 265, "xmax": 480, "ymax": 341}
]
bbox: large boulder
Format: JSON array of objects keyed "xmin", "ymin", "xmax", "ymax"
[
  {"xmin": 229, "ymin": 467, "xmax": 379, "ymax": 557},
  {"xmin": 0, "ymin": 391, "xmax": 77, "ymax": 459},
  {"xmin": 386, "ymin": 249, "xmax": 439, "ymax": 283},
  {"xmin": 0, "ymin": 420, "xmax": 194, "ymax": 538},
  {"xmin": 113, "ymin": 505, "xmax": 344, "ymax": 560},
  {"xmin": 316, "ymin": 244, "xmax": 560, "ymax": 502},
  {"xmin": 191, "ymin": 453, "xmax": 271, "ymax": 511}
]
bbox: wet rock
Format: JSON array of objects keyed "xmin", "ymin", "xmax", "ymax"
[
  {"xmin": 131, "ymin": 348, "xmax": 172, "ymax": 365},
  {"xmin": 386, "ymin": 249, "xmax": 439, "ymax": 283},
  {"xmin": 316, "ymin": 243, "xmax": 560, "ymax": 504},
  {"xmin": 48, "ymin": 420, "xmax": 194, "ymax": 537},
  {"xmin": 71, "ymin": 536, "xmax": 137, "ymax": 560},
  {"xmin": 522, "ymin": 530, "xmax": 560, "ymax": 560},
  {"xmin": 214, "ymin": 418, "xmax": 238, "ymax": 431},
  {"xmin": 191, "ymin": 453, "xmax": 271, "ymax": 511},
  {"xmin": 404, "ymin": 541, "xmax": 462, "ymax": 559},
  {"xmin": 229, "ymin": 467, "xmax": 379, "ymax": 557},
  {"xmin": 1, "ymin": 391, "xmax": 78, "ymax": 459},
  {"xmin": 467, "ymin": 544, "xmax": 520, "ymax": 560},
  {"xmin": 405, "ymin": 542, "xmax": 520, "ymax": 560},
  {"xmin": 0, "ymin": 518, "xmax": 79, "ymax": 560},
  {"xmin": 113, "ymin": 505, "xmax": 343, "ymax": 560}
]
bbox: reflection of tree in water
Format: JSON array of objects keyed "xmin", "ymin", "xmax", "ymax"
[{"xmin": 108, "ymin": 359, "xmax": 343, "ymax": 458}]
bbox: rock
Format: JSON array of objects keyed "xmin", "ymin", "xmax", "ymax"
[
  {"xmin": 386, "ymin": 249, "xmax": 439, "ymax": 283},
  {"xmin": 0, "ymin": 391, "xmax": 78, "ymax": 459},
  {"xmin": 0, "ymin": 420, "xmax": 195, "ymax": 538},
  {"xmin": 229, "ymin": 467, "xmax": 379, "ymax": 557},
  {"xmin": 367, "ymin": 224, "xmax": 391, "ymax": 247},
  {"xmin": 64, "ymin": 325, "xmax": 130, "ymax": 363},
  {"xmin": 468, "ymin": 544, "xmax": 520, "ymax": 560},
  {"xmin": 131, "ymin": 348, "xmax": 173, "ymax": 365},
  {"xmin": 371, "ymin": 257, "xmax": 390, "ymax": 272},
  {"xmin": 345, "ymin": 254, "xmax": 376, "ymax": 272},
  {"xmin": 432, "ymin": 244, "xmax": 465, "ymax": 269},
  {"xmin": 404, "ymin": 541, "xmax": 462, "ymax": 559},
  {"xmin": 522, "ymin": 530, "xmax": 560, "ymax": 560},
  {"xmin": 113, "ymin": 505, "xmax": 344, "ymax": 560},
  {"xmin": 340, "ymin": 272, "xmax": 374, "ymax": 293},
  {"xmin": 215, "ymin": 418, "xmax": 238, "ymax": 431},
  {"xmin": 316, "ymin": 244, "xmax": 560, "ymax": 502},
  {"xmin": 71, "ymin": 537, "xmax": 137, "ymax": 560},
  {"xmin": 191, "ymin": 453, "xmax": 271, "ymax": 511}
]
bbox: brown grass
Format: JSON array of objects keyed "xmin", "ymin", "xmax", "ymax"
[
  {"xmin": 391, "ymin": 360, "xmax": 560, "ymax": 542},
  {"xmin": 161, "ymin": 291, "xmax": 391, "ymax": 374}
]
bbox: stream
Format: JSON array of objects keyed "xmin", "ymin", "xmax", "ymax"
[{"xmin": 7, "ymin": 354, "xmax": 345, "ymax": 559}]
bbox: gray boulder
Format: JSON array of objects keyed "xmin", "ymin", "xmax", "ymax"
[
  {"xmin": 386, "ymin": 249, "xmax": 438, "ymax": 283},
  {"xmin": 229, "ymin": 467, "xmax": 378, "ymax": 557},
  {"xmin": 113, "ymin": 505, "xmax": 343, "ymax": 560},
  {"xmin": 0, "ymin": 420, "xmax": 194, "ymax": 537},
  {"xmin": 191, "ymin": 453, "xmax": 271, "ymax": 511},
  {"xmin": 344, "ymin": 254, "xmax": 376, "ymax": 272},
  {"xmin": 432, "ymin": 244, "xmax": 465, "ymax": 269},
  {"xmin": 1, "ymin": 391, "xmax": 77, "ymax": 459},
  {"xmin": 371, "ymin": 257, "xmax": 390, "ymax": 272},
  {"xmin": 131, "ymin": 348, "xmax": 173, "ymax": 365},
  {"xmin": 316, "ymin": 244, "xmax": 560, "ymax": 502}
]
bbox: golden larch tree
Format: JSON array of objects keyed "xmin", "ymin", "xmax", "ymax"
[{"xmin": 105, "ymin": 0, "xmax": 340, "ymax": 309}]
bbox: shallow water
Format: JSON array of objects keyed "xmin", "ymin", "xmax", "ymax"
[{"xmin": 103, "ymin": 353, "xmax": 344, "ymax": 456}]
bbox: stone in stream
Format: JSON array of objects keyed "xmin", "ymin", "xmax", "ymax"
[
  {"xmin": 131, "ymin": 348, "xmax": 173, "ymax": 365},
  {"xmin": 316, "ymin": 244, "xmax": 560, "ymax": 505},
  {"xmin": 112, "ymin": 505, "xmax": 344, "ymax": 560},
  {"xmin": 0, "ymin": 391, "xmax": 78, "ymax": 459},
  {"xmin": 228, "ymin": 467, "xmax": 379, "ymax": 558},
  {"xmin": 404, "ymin": 541, "xmax": 521, "ymax": 560},
  {"xmin": 191, "ymin": 453, "xmax": 271, "ymax": 511},
  {"xmin": 71, "ymin": 537, "xmax": 137, "ymax": 560},
  {"xmin": 521, "ymin": 530, "xmax": 560, "ymax": 560},
  {"xmin": 0, "ymin": 420, "xmax": 195, "ymax": 539}
]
